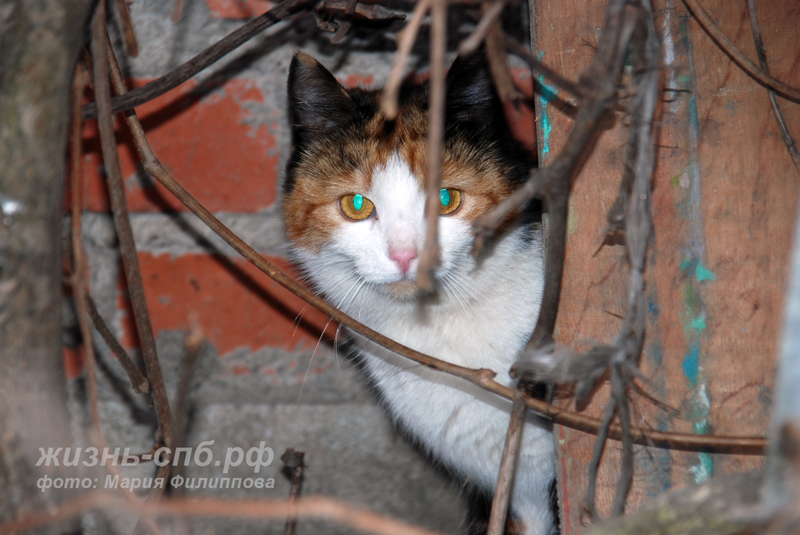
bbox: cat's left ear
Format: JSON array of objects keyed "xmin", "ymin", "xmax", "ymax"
[
  {"xmin": 288, "ymin": 52, "xmax": 355, "ymax": 133},
  {"xmin": 445, "ymin": 51, "xmax": 504, "ymax": 126}
]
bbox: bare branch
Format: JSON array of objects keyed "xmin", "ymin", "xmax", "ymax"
[
  {"xmin": 612, "ymin": 367, "xmax": 634, "ymax": 516},
  {"xmin": 682, "ymin": 0, "xmax": 800, "ymax": 103},
  {"xmin": 745, "ymin": 0, "xmax": 800, "ymax": 174},
  {"xmin": 523, "ymin": 0, "xmax": 662, "ymax": 518},
  {"xmin": 172, "ymin": 324, "xmax": 204, "ymax": 460},
  {"xmin": 484, "ymin": 2, "xmax": 523, "ymax": 104},
  {"xmin": 487, "ymin": 392, "xmax": 527, "ymax": 535},
  {"xmin": 83, "ymin": 0, "xmax": 315, "ymax": 118},
  {"xmin": 113, "ymin": 0, "xmax": 139, "ymax": 57},
  {"xmin": 0, "ymin": 493, "xmax": 449, "ymax": 535},
  {"xmin": 86, "ymin": 295, "xmax": 150, "ymax": 394},
  {"xmin": 92, "ymin": 0, "xmax": 174, "ymax": 460},
  {"xmin": 504, "ymin": 34, "xmax": 584, "ymax": 103},
  {"xmin": 473, "ymin": 2, "xmax": 639, "ymax": 248},
  {"xmin": 282, "ymin": 449, "xmax": 306, "ymax": 535},
  {"xmin": 416, "ymin": 0, "xmax": 448, "ymax": 292},
  {"xmin": 459, "ymin": 0, "xmax": 506, "ymax": 56},
  {"xmin": 381, "ymin": 0, "xmax": 432, "ymax": 120},
  {"xmin": 69, "ymin": 60, "xmax": 100, "ymax": 429}
]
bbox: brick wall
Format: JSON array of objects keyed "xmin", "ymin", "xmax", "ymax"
[{"xmin": 66, "ymin": 1, "xmax": 537, "ymax": 533}]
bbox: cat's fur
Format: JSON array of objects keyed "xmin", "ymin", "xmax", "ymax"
[{"xmin": 283, "ymin": 51, "xmax": 556, "ymax": 535}]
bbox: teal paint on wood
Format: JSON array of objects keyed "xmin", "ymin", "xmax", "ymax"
[{"xmin": 536, "ymin": 51, "xmax": 558, "ymax": 161}]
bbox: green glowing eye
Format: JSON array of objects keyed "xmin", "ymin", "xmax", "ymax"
[
  {"xmin": 439, "ymin": 188, "xmax": 462, "ymax": 215},
  {"xmin": 340, "ymin": 194, "xmax": 375, "ymax": 220}
]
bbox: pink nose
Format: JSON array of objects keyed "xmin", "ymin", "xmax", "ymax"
[{"xmin": 389, "ymin": 249, "xmax": 418, "ymax": 275}]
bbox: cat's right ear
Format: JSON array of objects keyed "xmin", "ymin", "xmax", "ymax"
[{"xmin": 288, "ymin": 52, "xmax": 354, "ymax": 133}]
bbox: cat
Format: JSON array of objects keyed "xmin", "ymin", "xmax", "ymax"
[{"xmin": 283, "ymin": 50, "xmax": 556, "ymax": 535}]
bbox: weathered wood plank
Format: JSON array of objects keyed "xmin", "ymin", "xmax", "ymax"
[{"xmin": 530, "ymin": 0, "xmax": 800, "ymax": 532}]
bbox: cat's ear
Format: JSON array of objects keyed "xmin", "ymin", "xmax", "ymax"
[
  {"xmin": 288, "ymin": 52, "xmax": 354, "ymax": 132},
  {"xmin": 445, "ymin": 51, "xmax": 503, "ymax": 125}
]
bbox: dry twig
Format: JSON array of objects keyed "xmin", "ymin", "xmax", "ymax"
[
  {"xmin": 504, "ymin": 34, "xmax": 584, "ymax": 103},
  {"xmin": 472, "ymin": 3, "xmax": 638, "ymax": 248},
  {"xmin": 93, "ymin": 7, "xmax": 175, "ymax": 508},
  {"xmin": 459, "ymin": 0, "xmax": 506, "ymax": 55},
  {"xmin": 172, "ymin": 324, "xmax": 204, "ymax": 463},
  {"xmin": 487, "ymin": 392, "xmax": 527, "ymax": 535},
  {"xmin": 69, "ymin": 61, "xmax": 100, "ymax": 429},
  {"xmin": 282, "ymin": 448, "xmax": 306, "ymax": 535},
  {"xmin": 682, "ymin": 0, "xmax": 800, "ymax": 103},
  {"xmin": 86, "ymin": 295, "xmax": 150, "ymax": 394},
  {"xmin": 486, "ymin": 0, "xmax": 661, "ymax": 518},
  {"xmin": 83, "ymin": 0, "xmax": 315, "ymax": 118},
  {"xmin": 483, "ymin": 2, "xmax": 523, "ymax": 104},
  {"xmin": 71, "ymin": 41, "xmax": 164, "ymax": 535},
  {"xmin": 381, "ymin": 0, "xmax": 432, "ymax": 120},
  {"xmin": 0, "ymin": 493, "xmax": 448, "ymax": 535},
  {"xmin": 113, "ymin": 0, "xmax": 139, "ymax": 57},
  {"xmin": 745, "ymin": 0, "xmax": 800, "ymax": 174},
  {"xmin": 416, "ymin": 0, "xmax": 448, "ymax": 292}
]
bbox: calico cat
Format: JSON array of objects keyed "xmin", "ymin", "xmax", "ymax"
[{"xmin": 283, "ymin": 51, "xmax": 555, "ymax": 535}]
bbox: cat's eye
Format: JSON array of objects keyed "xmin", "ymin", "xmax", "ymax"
[
  {"xmin": 340, "ymin": 193, "xmax": 375, "ymax": 220},
  {"xmin": 439, "ymin": 188, "xmax": 462, "ymax": 215}
]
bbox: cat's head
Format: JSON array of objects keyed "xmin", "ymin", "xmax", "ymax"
[{"xmin": 283, "ymin": 51, "xmax": 533, "ymax": 301}]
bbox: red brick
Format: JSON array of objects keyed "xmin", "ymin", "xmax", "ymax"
[
  {"xmin": 342, "ymin": 74, "xmax": 375, "ymax": 87},
  {"xmin": 118, "ymin": 253, "xmax": 335, "ymax": 356},
  {"xmin": 206, "ymin": 0, "xmax": 272, "ymax": 19},
  {"xmin": 64, "ymin": 347, "xmax": 85, "ymax": 380},
  {"xmin": 82, "ymin": 78, "xmax": 280, "ymax": 213}
]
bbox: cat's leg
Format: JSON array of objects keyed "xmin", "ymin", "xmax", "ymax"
[
  {"xmin": 509, "ymin": 485, "xmax": 557, "ymax": 535},
  {"xmin": 462, "ymin": 476, "xmax": 557, "ymax": 535},
  {"xmin": 508, "ymin": 421, "xmax": 557, "ymax": 535}
]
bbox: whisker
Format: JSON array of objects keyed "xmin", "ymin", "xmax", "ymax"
[
  {"xmin": 449, "ymin": 271, "xmax": 488, "ymax": 317},
  {"xmin": 358, "ymin": 282, "xmax": 372, "ymax": 318},
  {"xmin": 333, "ymin": 324, "xmax": 343, "ymax": 375},
  {"xmin": 441, "ymin": 274, "xmax": 468, "ymax": 315},
  {"xmin": 442, "ymin": 272, "xmax": 466, "ymax": 307},
  {"xmin": 345, "ymin": 277, "xmax": 369, "ymax": 313},
  {"xmin": 335, "ymin": 277, "xmax": 363, "ymax": 309},
  {"xmin": 291, "ymin": 306, "xmax": 307, "ymax": 340},
  {"xmin": 295, "ymin": 316, "xmax": 334, "ymax": 408}
]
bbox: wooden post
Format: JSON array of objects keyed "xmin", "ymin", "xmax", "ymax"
[{"xmin": 529, "ymin": 0, "xmax": 800, "ymax": 531}]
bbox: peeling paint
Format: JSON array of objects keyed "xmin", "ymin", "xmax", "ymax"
[
  {"xmin": 682, "ymin": 343, "xmax": 700, "ymax": 385},
  {"xmin": 695, "ymin": 264, "xmax": 716, "ymax": 281},
  {"xmin": 690, "ymin": 314, "xmax": 706, "ymax": 331},
  {"xmin": 690, "ymin": 453, "xmax": 714, "ymax": 483},
  {"xmin": 537, "ymin": 51, "xmax": 558, "ymax": 161},
  {"xmin": 689, "ymin": 386, "xmax": 714, "ymax": 483}
]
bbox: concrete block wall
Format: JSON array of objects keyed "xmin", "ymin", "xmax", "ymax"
[{"xmin": 64, "ymin": 1, "xmax": 538, "ymax": 533}]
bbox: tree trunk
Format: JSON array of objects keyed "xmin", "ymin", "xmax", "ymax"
[{"xmin": 0, "ymin": 0, "xmax": 93, "ymax": 531}]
